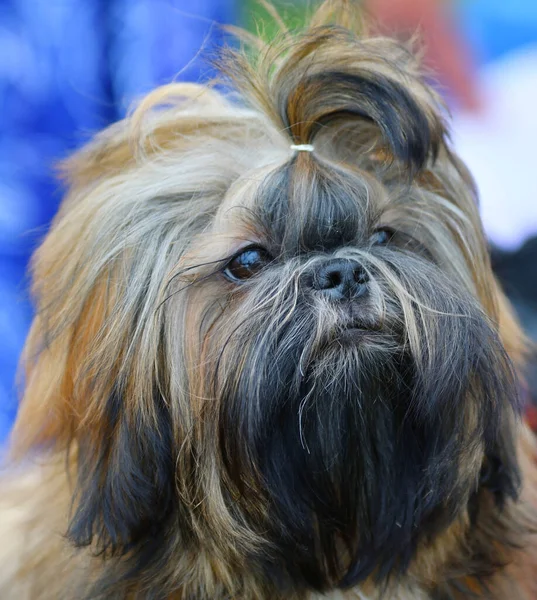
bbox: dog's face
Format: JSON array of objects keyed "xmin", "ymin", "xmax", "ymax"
[
  {"xmin": 14, "ymin": 8, "xmax": 524, "ymax": 598},
  {"xmin": 183, "ymin": 140, "xmax": 519, "ymax": 591}
]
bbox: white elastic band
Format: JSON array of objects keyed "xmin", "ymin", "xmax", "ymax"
[{"xmin": 290, "ymin": 144, "xmax": 314, "ymax": 152}]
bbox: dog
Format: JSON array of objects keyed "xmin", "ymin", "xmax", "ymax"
[{"xmin": 1, "ymin": 1, "xmax": 537, "ymax": 598}]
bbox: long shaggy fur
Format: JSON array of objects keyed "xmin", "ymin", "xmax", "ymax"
[{"xmin": 1, "ymin": 1, "xmax": 537, "ymax": 598}]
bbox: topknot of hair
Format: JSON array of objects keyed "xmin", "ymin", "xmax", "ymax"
[{"xmin": 219, "ymin": 0, "xmax": 448, "ymax": 175}]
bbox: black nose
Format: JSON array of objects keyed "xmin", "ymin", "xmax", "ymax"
[{"xmin": 311, "ymin": 258, "xmax": 369, "ymax": 300}]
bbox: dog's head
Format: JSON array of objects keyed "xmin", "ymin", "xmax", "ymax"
[{"xmin": 14, "ymin": 3, "xmax": 525, "ymax": 597}]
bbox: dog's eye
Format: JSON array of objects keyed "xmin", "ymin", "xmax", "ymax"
[
  {"xmin": 223, "ymin": 247, "xmax": 272, "ymax": 282},
  {"xmin": 370, "ymin": 227, "xmax": 396, "ymax": 246}
]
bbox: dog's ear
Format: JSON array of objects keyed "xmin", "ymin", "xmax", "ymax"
[
  {"xmin": 67, "ymin": 383, "xmax": 177, "ymax": 558},
  {"xmin": 473, "ymin": 279, "xmax": 526, "ymax": 507},
  {"xmin": 10, "ymin": 83, "xmax": 239, "ymax": 558},
  {"xmin": 15, "ymin": 256, "xmax": 179, "ymax": 558},
  {"xmin": 455, "ymin": 279, "xmax": 528, "ymax": 589}
]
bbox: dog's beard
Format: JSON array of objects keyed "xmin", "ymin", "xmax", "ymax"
[{"xmin": 198, "ymin": 249, "xmax": 519, "ymax": 591}]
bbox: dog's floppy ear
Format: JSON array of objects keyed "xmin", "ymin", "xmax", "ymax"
[
  {"xmin": 68, "ymin": 383, "xmax": 177, "ymax": 558},
  {"xmin": 15, "ymin": 237, "xmax": 179, "ymax": 559},
  {"xmin": 10, "ymin": 82, "xmax": 244, "ymax": 560},
  {"xmin": 482, "ymin": 283, "xmax": 527, "ymax": 505}
]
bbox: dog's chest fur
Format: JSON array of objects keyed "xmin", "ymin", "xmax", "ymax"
[{"xmin": 1, "ymin": 450, "xmax": 537, "ymax": 600}]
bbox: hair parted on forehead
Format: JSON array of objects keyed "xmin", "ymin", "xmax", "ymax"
[{"xmin": 7, "ymin": 2, "xmax": 531, "ymax": 599}]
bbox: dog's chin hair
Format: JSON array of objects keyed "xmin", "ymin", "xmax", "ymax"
[
  {"xmin": 4, "ymin": 2, "xmax": 535, "ymax": 600},
  {"xmin": 212, "ymin": 249, "xmax": 519, "ymax": 591}
]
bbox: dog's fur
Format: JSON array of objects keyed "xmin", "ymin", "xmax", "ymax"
[{"xmin": 1, "ymin": 2, "xmax": 537, "ymax": 598}]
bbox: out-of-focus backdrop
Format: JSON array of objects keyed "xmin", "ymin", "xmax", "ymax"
[{"xmin": 1, "ymin": 0, "xmax": 536, "ymax": 441}]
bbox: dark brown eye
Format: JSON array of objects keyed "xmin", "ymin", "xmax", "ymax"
[
  {"xmin": 223, "ymin": 247, "xmax": 272, "ymax": 282},
  {"xmin": 371, "ymin": 227, "xmax": 396, "ymax": 246}
]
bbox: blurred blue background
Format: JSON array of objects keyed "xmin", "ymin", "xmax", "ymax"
[{"xmin": 1, "ymin": 0, "xmax": 537, "ymax": 442}]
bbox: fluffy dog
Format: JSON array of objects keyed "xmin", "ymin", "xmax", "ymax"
[{"xmin": 1, "ymin": 2, "xmax": 536, "ymax": 598}]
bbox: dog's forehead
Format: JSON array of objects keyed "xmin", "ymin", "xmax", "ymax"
[
  {"xmin": 214, "ymin": 162, "xmax": 282, "ymax": 225},
  {"xmin": 212, "ymin": 157, "xmax": 389, "ymax": 255}
]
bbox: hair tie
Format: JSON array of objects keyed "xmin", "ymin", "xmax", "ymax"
[{"xmin": 290, "ymin": 144, "xmax": 314, "ymax": 153}]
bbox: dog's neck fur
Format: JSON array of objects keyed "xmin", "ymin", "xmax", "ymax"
[{"xmin": 1, "ymin": 425, "xmax": 536, "ymax": 600}]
